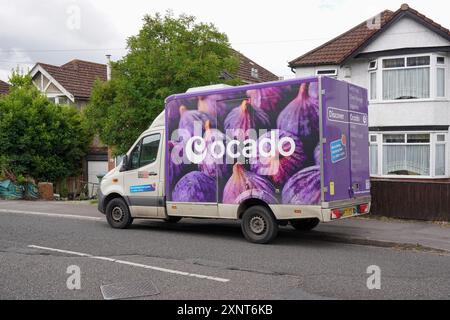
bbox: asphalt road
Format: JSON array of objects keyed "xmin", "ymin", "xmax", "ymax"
[{"xmin": 0, "ymin": 204, "xmax": 449, "ymax": 300}]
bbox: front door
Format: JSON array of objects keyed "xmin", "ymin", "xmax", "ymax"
[{"xmin": 123, "ymin": 131, "xmax": 163, "ymax": 218}]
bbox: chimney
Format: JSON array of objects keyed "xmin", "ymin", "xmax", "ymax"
[{"xmin": 106, "ymin": 54, "xmax": 112, "ymax": 81}]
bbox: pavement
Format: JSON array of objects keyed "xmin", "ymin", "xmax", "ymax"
[{"xmin": 0, "ymin": 200, "xmax": 449, "ymax": 300}]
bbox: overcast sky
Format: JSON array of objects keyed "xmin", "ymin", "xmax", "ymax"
[{"xmin": 0, "ymin": 0, "xmax": 449, "ymax": 82}]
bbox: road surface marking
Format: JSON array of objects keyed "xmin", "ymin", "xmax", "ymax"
[
  {"xmin": 0, "ymin": 209, "xmax": 103, "ymax": 221},
  {"xmin": 28, "ymin": 245, "xmax": 230, "ymax": 283}
]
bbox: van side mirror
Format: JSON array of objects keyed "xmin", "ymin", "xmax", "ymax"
[{"xmin": 120, "ymin": 155, "xmax": 129, "ymax": 172}]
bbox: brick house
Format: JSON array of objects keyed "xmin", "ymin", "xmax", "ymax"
[
  {"xmin": 289, "ymin": 3, "xmax": 450, "ymax": 221},
  {"xmin": 30, "ymin": 59, "xmax": 109, "ymax": 196}
]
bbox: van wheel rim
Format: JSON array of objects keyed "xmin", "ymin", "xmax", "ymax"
[
  {"xmin": 111, "ymin": 207, "xmax": 124, "ymax": 222},
  {"xmin": 249, "ymin": 215, "xmax": 266, "ymax": 234}
]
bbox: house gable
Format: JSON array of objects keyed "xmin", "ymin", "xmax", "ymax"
[
  {"xmin": 30, "ymin": 66, "xmax": 75, "ymax": 102},
  {"xmin": 361, "ymin": 16, "xmax": 450, "ymax": 54}
]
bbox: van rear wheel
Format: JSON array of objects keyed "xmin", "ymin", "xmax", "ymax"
[
  {"xmin": 106, "ymin": 198, "xmax": 133, "ymax": 229},
  {"xmin": 290, "ymin": 218, "xmax": 320, "ymax": 231},
  {"xmin": 241, "ymin": 206, "xmax": 278, "ymax": 244}
]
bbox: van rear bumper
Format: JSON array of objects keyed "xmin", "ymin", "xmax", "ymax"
[
  {"xmin": 321, "ymin": 196, "xmax": 371, "ymax": 222},
  {"xmin": 321, "ymin": 196, "xmax": 371, "ymax": 209}
]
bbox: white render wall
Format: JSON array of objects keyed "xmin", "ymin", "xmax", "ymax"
[{"xmin": 361, "ymin": 17, "xmax": 450, "ymax": 53}]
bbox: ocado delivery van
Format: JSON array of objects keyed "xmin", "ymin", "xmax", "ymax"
[{"xmin": 98, "ymin": 76, "xmax": 371, "ymax": 243}]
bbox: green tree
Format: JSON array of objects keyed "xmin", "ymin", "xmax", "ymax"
[
  {"xmin": 0, "ymin": 73, "xmax": 92, "ymax": 182},
  {"xmin": 85, "ymin": 11, "xmax": 239, "ymax": 155}
]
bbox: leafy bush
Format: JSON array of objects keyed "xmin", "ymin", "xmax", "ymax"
[{"xmin": 0, "ymin": 73, "xmax": 92, "ymax": 183}]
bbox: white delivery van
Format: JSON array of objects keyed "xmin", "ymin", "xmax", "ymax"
[{"xmin": 98, "ymin": 77, "xmax": 371, "ymax": 243}]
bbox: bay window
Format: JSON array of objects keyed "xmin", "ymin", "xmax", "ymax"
[
  {"xmin": 382, "ymin": 56, "xmax": 430, "ymax": 100},
  {"xmin": 368, "ymin": 54, "xmax": 447, "ymax": 101},
  {"xmin": 369, "ymin": 132, "xmax": 448, "ymax": 178}
]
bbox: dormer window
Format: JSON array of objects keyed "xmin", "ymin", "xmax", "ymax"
[{"xmin": 251, "ymin": 68, "xmax": 259, "ymax": 79}]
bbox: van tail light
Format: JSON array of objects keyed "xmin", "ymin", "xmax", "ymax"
[
  {"xmin": 331, "ymin": 209, "xmax": 342, "ymax": 220},
  {"xmin": 358, "ymin": 204, "xmax": 369, "ymax": 214}
]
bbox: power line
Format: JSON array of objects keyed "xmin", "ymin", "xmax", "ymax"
[{"xmin": 0, "ymin": 29, "xmax": 438, "ymax": 55}]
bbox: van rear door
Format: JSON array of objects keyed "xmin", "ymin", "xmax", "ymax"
[
  {"xmin": 321, "ymin": 77, "xmax": 352, "ymax": 203},
  {"xmin": 348, "ymin": 84, "xmax": 370, "ymax": 198},
  {"xmin": 321, "ymin": 78, "xmax": 370, "ymax": 204}
]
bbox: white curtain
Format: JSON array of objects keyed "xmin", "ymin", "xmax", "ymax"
[
  {"xmin": 383, "ymin": 145, "xmax": 430, "ymax": 176},
  {"xmin": 437, "ymin": 68, "xmax": 445, "ymax": 97},
  {"xmin": 435, "ymin": 144, "xmax": 446, "ymax": 176},
  {"xmin": 369, "ymin": 145, "xmax": 378, "ymax": 175},
  {"xmin": 383, "ymin": 68, "xmax": 430, "ymax": 100},
  {"xmin": 370, "ymin": 72, "xmax": 377, "ymax": 100}
]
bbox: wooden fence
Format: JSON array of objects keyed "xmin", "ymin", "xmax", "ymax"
[{"xmin": 370, "ymin": 178, "xmax": 450, "ymax": 221}]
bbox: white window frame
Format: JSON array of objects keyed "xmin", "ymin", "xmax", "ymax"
[
  {"xmin": 368, "ymin": 53, "xmax": 448, "ymax": 103},
  {"xmin": 369, "ymin": 71, "xmax": 377, "ymax": 101},
  {"xmin": 369, "ymin": 131, "xmax": 449, "ymax": 179},
  {"xmin": 436, "ymin": 55, "xmax": 447, "ymax": 98}
]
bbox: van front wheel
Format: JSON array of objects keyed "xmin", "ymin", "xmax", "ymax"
[
  {"xmin": 106, "ymin": 198, "xmax": 133, "ymax": 229},
  {"xmin": 241, "ymin": 206, "xmax": 278, "ymax": 244}
]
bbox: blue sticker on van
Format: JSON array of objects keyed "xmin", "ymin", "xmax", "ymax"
[
  {"xmin": 130, "ymin": 184, "xmax": 156, "ymax": 193},
  {"xmin": 330, "ymin": 135, "xmax": 347, "ymax": 164}
]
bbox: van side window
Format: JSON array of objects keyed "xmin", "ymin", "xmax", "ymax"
[
  {"xmin": 129, "ymin": 143, "xmax": 141, "ymax": 170},
  {"xmin": 140, "ymin": 134, "xmax": 161, "ymax": 167}
]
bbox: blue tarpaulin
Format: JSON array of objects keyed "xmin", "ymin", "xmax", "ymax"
[{"xmin": 0, "ymin": 180, "xmax": 24, "ymax": 200}]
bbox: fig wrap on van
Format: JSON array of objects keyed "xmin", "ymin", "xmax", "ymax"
[{"xmin": 98, "ymin": 76, "xmax": 371, "ymax": 244}]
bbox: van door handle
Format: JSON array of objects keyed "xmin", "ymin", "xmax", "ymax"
[{"xmin": 149, "ymin": 172, "xmax": 158, "ymax": 176}]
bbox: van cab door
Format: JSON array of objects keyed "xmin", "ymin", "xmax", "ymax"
[{"xmin": 123, "ymin": 131, "xmax": 164, "ymax": 218}]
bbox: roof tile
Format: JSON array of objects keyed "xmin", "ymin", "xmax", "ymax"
[
  {"xmin": 0, "ymin": 80, "xmax": 10, "ymax": 95},
  {"xmin": 36, "ymin": 60, "xmax": 107, "ymax": 100},
  {"xmin": 289, "ymin": 4, "xmax": 450, "ymax": 67}
]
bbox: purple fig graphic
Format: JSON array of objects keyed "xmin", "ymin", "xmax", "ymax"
[
  {"xmin": 224, "ymin": 99, "xmax": 270, "ymax": 139},
  {"xmin": 277, "ymin": 83, "xmax": 319, "ymax": 138},
  {"xmin": 282, "ymin": 166, "xmax": 321, "ymax": 205},
  {"xmin": 246, "ymin": 87, "xmax": 283, "ymax": 113},
  {"xmin": 197, "ymin": 94, "xmax": 234, "ymax": 122},
  {"xmin": 250, "ymin": 130, "xmax": 306, "ymax": 186},
  {"xmin": 223, "ymin": 163, "xmax": 278, "ymax": 204},
  {"xmin": 198, "ymin": 121, "xmax": 230, "ymax": 178},
  {"xmin": 172, "ymin": 171, "xmax": 216, "ymax": 202},
  {"xmin": 314, "ymin": 144, "xmax": 321, "ymax": 165},
  {"xmin": 167, "ymin": 99, "xmax": 196, "ymax": 134},
  {"xmin": 179, "ymin": 105, "xmax": 216, "ymax": 137},
  {"xmin": 168, "ymin": 140, "xmax": 183, "ymax": 187}
]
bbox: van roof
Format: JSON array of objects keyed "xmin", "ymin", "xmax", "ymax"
[{"xmin": 165, "ymin": 77, "xmax": 319, "ymax": 104}]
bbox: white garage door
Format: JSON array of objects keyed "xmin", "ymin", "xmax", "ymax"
[{"xmin": 87, "ymin": 161, "xmax": 108, "ymax": 197}]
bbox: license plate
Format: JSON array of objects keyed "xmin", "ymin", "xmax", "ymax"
[{"xmin": 343, "ymin": 207, "xmax": 355, "ymax": 217}]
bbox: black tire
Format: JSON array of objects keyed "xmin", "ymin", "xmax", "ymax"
[
  {"xmin": 290, "ymin": 218, "xmax": 320, "ymax": 231},
  {"xmin": 106, "ymin": 198, "xmax": 133, "ymax": 229},
  {"xmin": 165, "ymin": 216, "xmax": 182, "ymax": 223},
  {"xmin": 241, "ymin": 205, "xmax": 278, "ymax": 244}
]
